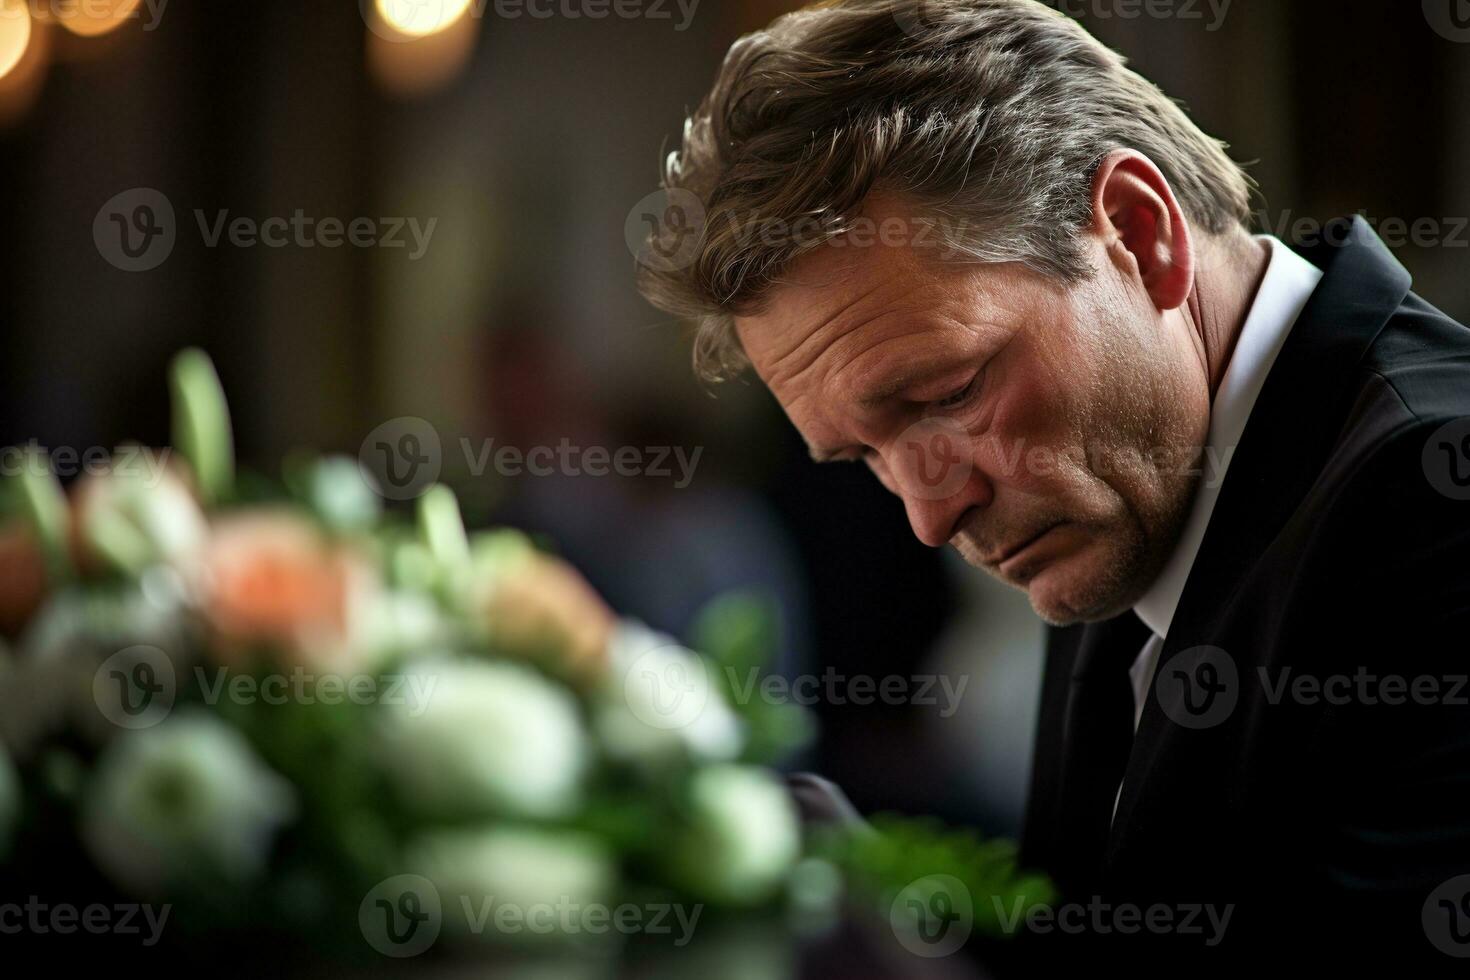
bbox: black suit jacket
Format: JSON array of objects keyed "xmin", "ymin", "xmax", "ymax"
[{"xmin": 1019, "ymin": 217, "xmax": 1470, "ymax": 968}]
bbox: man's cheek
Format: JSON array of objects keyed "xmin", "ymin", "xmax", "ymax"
[{"xmin": 863, "ymin": 457, "xmax": 900, "ymax": 497}]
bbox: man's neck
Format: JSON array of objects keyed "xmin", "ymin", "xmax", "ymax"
[{"xmin": 1186, "ymin": 230, "xmax": 1273, "ymax": 398}]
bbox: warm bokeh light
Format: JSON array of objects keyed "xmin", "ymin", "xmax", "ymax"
[
  {"xmin": 366, "ymin": 10, "xmax": 478, "ymax": 98},
  {"xmin": 50, "ymin": 0, "xmax": 143, "ymax": 38},
  {"xmin": 0, "ymin": 0, "xmax": 32, "ymax": 81},
  {"xmin": 0, "ymin": 13, "xmax": 47, "ymax": 126},
  {"xmin": 374, "ymin": 0, "xmax": 475, "ymax": 39}
]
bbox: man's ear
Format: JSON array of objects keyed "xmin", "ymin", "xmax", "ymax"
[{"xmin": 1090, "ymin": 149, "xmax": 1194, "ymax": 312}]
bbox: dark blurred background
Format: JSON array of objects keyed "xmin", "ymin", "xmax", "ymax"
[{"xmin": 2, "ymin": 0, "xmax": 1467, "ymax": 840}]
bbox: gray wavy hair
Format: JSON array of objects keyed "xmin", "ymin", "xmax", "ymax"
[{"xmin": 635, "ymin": 0, "xmax": 1255, "ymax": 382}]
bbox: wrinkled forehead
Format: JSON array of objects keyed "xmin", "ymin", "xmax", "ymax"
[{"xmin": 734, "ymin": 233, "xmax": 1038, "ymax": 403}]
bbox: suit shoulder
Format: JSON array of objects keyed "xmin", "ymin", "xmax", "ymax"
[{"xmin": 1361, "ymin": 291, "xmax": 1470, "ymax": 424}]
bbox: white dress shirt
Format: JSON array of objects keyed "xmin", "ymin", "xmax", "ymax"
[{"xmin": 1111, "ymin": 235, "xmax": 1324, "ymax": 820}]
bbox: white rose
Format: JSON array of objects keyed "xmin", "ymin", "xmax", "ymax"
[
  {"xmin": 407, "ymin": 826, "xmax": 614, "ymax": 941},
  {"xmin": 365, "ymin": 589, "xmax": 449, "ymax": 659},
  {"xmin": 81, "ymin": 711, "xmax": 296, "ymax": 895},
  {"xmin": 596, "ymin": 620, "xmax": 743, "ymax": 769},
  {"xmin": 671, "ymin": 765, "xmax": 801, "ymax": 906},
  {"xmin": 72, "ymin": 463, "xmax": 208, "ymax": 577},
  {"xmin": 378, "ymin": 658, "xmax": 588, "ymax": 819}
]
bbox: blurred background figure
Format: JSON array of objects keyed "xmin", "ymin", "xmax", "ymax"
[{"xmin": 2, "ymin": 0, "xmax": 1468, "ymax": 839}]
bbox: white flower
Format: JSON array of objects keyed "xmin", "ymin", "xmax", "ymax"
[
  {"xmin": 73, "ymin": 464, "xmax": 208, "ymax": 577},
  {"xmin": 0, "ymin": 741, "xmax": 18, "ymax": 859},
  {"xmin": 378, "ymin": 658, "xmax": 588, "ymax": 819},
  {"xmin": 671, "ymin": 765, "xmax": 801, "ymax": 906},
  {"xmin": 81, "ymin": 711, "xmax": 296, "ymax": 894},
  {"xmin": 407, "ymin": 826, "xmax": 614, "ymax": 940},
  {"xmin": 365, "ymin": 589, "xmax": 449, "ymax": 659},
  {"xmin": 596, "ymin": 620, "xmax": 743, "ymax": 768}
]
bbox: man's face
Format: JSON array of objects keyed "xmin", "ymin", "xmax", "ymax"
[{"xmin": 735, "ymin": 199, "xmax": 1210, "ymax": 625}]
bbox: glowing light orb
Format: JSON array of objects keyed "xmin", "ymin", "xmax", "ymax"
[
  {"xmin": 54, "ymin": 0, "xmax": 144, "ymax": 38},
  {"xmin": 0, "ymin": 0, "xmax": 32, "ymax": 81},
  {"xmin": 374, "ymin": 0, "xmax": 475, "ymax": 40}
]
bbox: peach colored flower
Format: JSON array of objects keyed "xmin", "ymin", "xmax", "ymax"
[
  {"xmin": 0, "ymin": 522, "xmax": 47, "ymax": 638},
  {"xmin": 199, "ymin": 510, "xmax": 377, "ymax": 670},
  {"xmin": 475, "ymin": 548, "xmax": 614, "ymax": 681}
]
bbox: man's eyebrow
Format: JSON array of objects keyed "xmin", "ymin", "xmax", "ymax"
[
  {"xmin": 855, "ymin": 378, "xmax": 908, "ymax": 411},
  {"xmin": 853, "ymin": 358, "xmax": 963, "ymax": 410},
  {"xmin": 806, "ymin": 443, "xmax": 836, "ymax": 463},
  {"xmin": 808, "ymin": 444, "xmax": 860, "ymax": 464}
]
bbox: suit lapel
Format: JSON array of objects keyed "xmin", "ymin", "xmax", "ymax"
[{"xmin": 1106, "ymin": 217, "xmax": 1413, "ymax": 848}]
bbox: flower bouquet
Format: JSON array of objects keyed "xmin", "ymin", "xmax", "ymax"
[{"xmin": 0, "ymin": 350, "xmax": 1051, "ymax": 968}]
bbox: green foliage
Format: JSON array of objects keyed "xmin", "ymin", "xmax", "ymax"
[
  {"xmin": 0, "ymin": 350, "xmax": 1047, "ymax": 954},
  {"xmin": 417, "ymin": 484, "xmax": 473, "ymax": 605},
  {"xmin": 283, "ymin": 453, "xmax": 381, "ymax": 534},
  {"xmin": 813, "ymin": 814, "xmax": 1056, "ymax": 938},
  {"xmin": 11, "ymin": 448, "xmax": 71, "ymax": 581},
  {"xmin": 690, "ymin": 591, "xmax": 815, "ymax": 764},
  {"xmin": 169, "ymin": 348, "xmax": 235, "ymax": 505},
  {"xmin": 689, "ymin": 590, "xmax": 781, "ymax": 678}
]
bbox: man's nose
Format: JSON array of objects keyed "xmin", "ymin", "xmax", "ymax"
[{"xmin": 882, "ymin": 423, "xmax": 991, "ymax": 548}]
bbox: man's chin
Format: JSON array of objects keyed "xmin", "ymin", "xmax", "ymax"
[
  {"xmin": 1021, "ymin": 553, "xmax": 1144, "ymax": 627},
  {"xmin": 954, "ymin": 530, "xmax": 1151, "ymax": 625}
]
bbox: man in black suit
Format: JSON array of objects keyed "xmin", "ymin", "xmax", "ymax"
[
  {"xmin": 635, "ymin": 0, "xmax": 1470, "ymax": 965},
  {"xmin": 1016, "ymin": 213, "xmax": 1470, "ymax": 965}
]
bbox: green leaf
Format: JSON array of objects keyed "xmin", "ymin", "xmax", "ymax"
[
  {"xmin": 81, "ymin": 503, "xmax": 156, "ymax": 576},
  {"xmin": 284, "ymin": 452, "xmax": 381, "ymax": 533},
  {"xmin": 417, "ymin": 484, "xmax": 471, "ymax": 603},
  {"xmin": 812, "ymin": 814, "xmax": 1056, "ymax": 940},
  {"xmin": 12, "ymin": 448, "xmax": 72, "ymax": 581},
  {"xmin": 169, "ymin": 348, "xmax": 235, "ymax": 506},
  {"xmin": 737, "ymin": 697, "xmax": 816, "ymax": 764},
  {"xmin": 689, "ymin": 590, "xmax": 781, "ymax": 676}
]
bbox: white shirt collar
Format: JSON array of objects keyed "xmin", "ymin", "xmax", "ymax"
[{"xmin": 1132, "ymin": 235, "xmax": 1324, "ymax": 640}]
